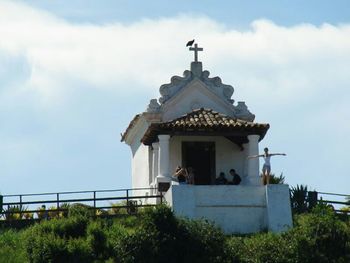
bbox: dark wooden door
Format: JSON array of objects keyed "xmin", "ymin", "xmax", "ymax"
[{"xmin": 182, "ymin": 142, "xmax": 215, "ymax": 185}]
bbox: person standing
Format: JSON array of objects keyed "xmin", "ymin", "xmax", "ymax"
[{"xmin": 248, "ymin": 147, "xmax": 286, "ymax": 185}]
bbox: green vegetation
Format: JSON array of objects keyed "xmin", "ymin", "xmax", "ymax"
[
  {"xmin": 290, "ymin": 184, "xmax": 310, "ymax": 214},
  {"xmin": 0, "ymin": 204, "xmax": 349, "ymax": 262}
]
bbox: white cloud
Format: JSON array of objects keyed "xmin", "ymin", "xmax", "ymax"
[
  {"xmin": 0, "ymin": 1, "xmax": 350, "ymax": 193},
  {"xmin": 1, "ymin": 1, "xmax": 349, "ymax": 108}
]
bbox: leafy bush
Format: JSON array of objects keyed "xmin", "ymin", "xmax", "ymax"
[
  {"xmin": 289, "ymin": 204, "xmax": 350, "ymax": 263},
  {"xmin": 86, "ymin": 220, "xmax": 107, "ymax": 259},
  {"xmin": 113, "ymin": 205, "xmax": 226, "ymax": 263},
  {"xmin": 268, "ymin": 173, "xmax": 285, "ymax": 184},
  {"xmin": 226, "ymin": 233, "xmax": 298, "ymax": 263},
  {"xmin": 109, "ymin": 201, "xmax": 129, "ymax": 215},
  {"xmin": 66, "ymin": 238, "xmax": 93, "ymax": 262},
  {"xmin": 59, "ymin": 203, "xmax": 71, "ymax": 218},
  {"xmin": 0, "ymin": 229, "xmax": 27, "ymax": 263},
  {"xmin": 48, "ymin": 206, "xmax": 59, "ymax": 219},
  {"xmin": 178, "ymin": 219, "xmax": 226, "ymax": 263},
  {"xmin": 225, "ymin": 205, "xmax": 350, "ymax": 263},
  {"xmin": 68, "ymin": 203, "xmax": 95, "ymax": 218},
  {"xmin": 1, "ymin": 204, "xmax": 349, "ymax": 263},
  {"xmin": 105, "ymin": 221, "xmax": 129, "ymax": 260},
  {"xmin": 24, "ymin": 230, "xmax": 67, "ymax": 263},
  {"xmin": 4, "ymin": 205, "xmax": 27, "ymax": 220},
  {"xmin": 28, "ymin": 216, "xmax": 88, "ymax": 239},
  {"xmin": 290, "ymin": 184, "xmax": 309, "ymax": 214}
]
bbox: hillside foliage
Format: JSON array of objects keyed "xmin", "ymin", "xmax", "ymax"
[{"xmin": 0, "ymin": 204, "xmax": 349, "ymax": 262}]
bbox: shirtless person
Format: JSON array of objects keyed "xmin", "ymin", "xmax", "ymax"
[{"xmin": 248, "ymin": 147, "xmax": 286, "ymax": 185}]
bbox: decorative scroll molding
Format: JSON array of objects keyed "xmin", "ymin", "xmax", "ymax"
[
  {"xmin": 159, "ymin": 70, "xmax": 192, "ymax": 104},
  {"xmin": 233, "ymin": 101, "xmax": 255, "ymax": 122},
  {"xmin": 146, "ymin": 99, "xmax": 161, "ymax": 113},
  {"xmin": 159, "ymin": 62, "xmax": 234, "ymax": 105}
]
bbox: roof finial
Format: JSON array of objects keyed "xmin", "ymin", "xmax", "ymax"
[{"xmin": 189, "ymin": 43, "xmax": 203, "ymax": 62}]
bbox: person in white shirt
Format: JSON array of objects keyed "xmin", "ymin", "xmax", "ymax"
[{"xmin": 248, "ymin": 147, "xmax": 286, "ymax": 184}]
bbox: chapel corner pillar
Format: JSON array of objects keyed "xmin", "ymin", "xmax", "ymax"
[
  {"xmin": 151, "ymin": 142, "xmax": 159, "ymax": 183},
  {"xmin": 151, "ymin": 142, "xmax": 159, "ymax": 193},
  {"xmin": 247, "ymin": 134, "xmax": 261, "ymax": 186},
  {"xmin": 156, "ymin": 135, "xmax": 171, "ymax": 192}
]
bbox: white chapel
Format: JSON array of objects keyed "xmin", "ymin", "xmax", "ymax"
[{"xmin": 121, "ymin": 43, "xmax": 292, "ymax": 234}]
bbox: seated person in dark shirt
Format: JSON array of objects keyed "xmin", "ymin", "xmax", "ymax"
[
  {"xmin": 229, "ymin": 169, "xmax": 241, "ymax": 185},
  {"xmin": 215, "ymin": 172, "xmax": 228, "ymax": 185}
]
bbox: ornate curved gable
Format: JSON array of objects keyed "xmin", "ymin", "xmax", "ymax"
[
  {"xmin": 159, "ymin": 62, "xmax": 234, "ymax": 105},
  {"xmin": 147, "ymin": 60, "xmax": 255, "ymax": 122}
]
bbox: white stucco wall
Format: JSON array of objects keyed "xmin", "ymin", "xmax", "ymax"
[
  {"xmin": 169, "ymin": 136, "xmax": 247, "ymax": 183},
  {"xmin": 165, "ymin": 184, "xmax": 293, "ymax": 234},
  {"xmin": 129, "ymin": 119, "xmax": 152, "ymax": 195},
  {"xmin": 265, "ymin": 184, "xmax": 293, "ymax": 232}
]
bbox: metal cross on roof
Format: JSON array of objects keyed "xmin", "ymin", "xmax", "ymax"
[{"xmin": 189, "ymin": 43, "xmax": 203, "ymax": 62}]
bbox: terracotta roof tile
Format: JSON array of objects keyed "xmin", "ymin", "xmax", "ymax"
[{"xmin": 141, "ymin": 108, "xmax": 269, "ymax": 145}]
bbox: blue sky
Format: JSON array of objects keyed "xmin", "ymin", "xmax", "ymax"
[{"xmin": 1, "ymin": 0, "xmax": 349, "ymax": 196}]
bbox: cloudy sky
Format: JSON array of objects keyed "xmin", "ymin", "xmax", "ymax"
[{"xmin": 1, "ymin": 0, "xmax": 349, "ymax": 197}]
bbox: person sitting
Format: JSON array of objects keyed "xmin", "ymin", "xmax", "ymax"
[
  {"xmin": 229, "ymin": 169, "xmax": 241, "ymax": 185},
  {"xmin": 173, "ymin": 166, "xmax": 188, "ymax": 185},
  {"xmin": 186, "ymin": 167, "xmax": 195, "ymax": 185},
  {"xmin": 215, "ymin": 172, "xmax": 228, "ymax": 185}
]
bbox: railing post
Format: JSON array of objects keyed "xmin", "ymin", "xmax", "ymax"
[
  {"xmin": 93, "ymin": 191, "xmax": 96, "ymax": 217},
  {"xmin": 126, "ymin": 189, "xmax": 130, "ymax": 214},
  {"xmin": 0, "ymin": 195, "xmax": 3, "ymax": 215},
  {"xmin": 19, "ymin": 195, "xmax": 23, "ymax": 220},
  {"xmin": 56, "ymin": 193, "xmax": 60, "ymax": 217},
  {"xmin": 308, "ymin": 191, "xmax": 318, "ymax": 209}
]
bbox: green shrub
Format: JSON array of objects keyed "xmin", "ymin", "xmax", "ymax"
[
  {"xmin": 4, "ymin": 205, "xmax": 27, "ymax": 220},
  {"xmin": 68, "ymin": 203, "xmax": 95, "ymax": 218},
  {"xmin": 3, "ymin": 203, "xmax": 349, "ymax": 263},
  {"xmin": 59, "ymin": 203, "xmax": 70, "ymax": 218},
  {"xmin": 114, "ymin": 205, "xmax": 178, "ymax": 263},
  {"xmin": 0, "ymin": 229, "xmax": 27, "ymax": 263},
  {"xmin": 23, "ymin": 216, "xmax": 90, "ymax": 262},
  {"xmin": 113, "ymin": 205, "xmax": 226, "ymax": 263},
  {"xmin": 224, "ymin": 236, "xmax": 245, "ymax": 263},
  {"xmin": 109, "ymin": 201, "xmax": 129, "ymax": 215},
  {"xmin": 268, "ymin": 173, "xmax": 285, "ymax": 184},
  {"xmin": 25, "ymin": 231, "xmax": 67, "ymax": 263},
  {"xmin": 28, "ymin": 216, "xmax": 88, "ymax": 239},
  {"xmin": 114, "ymin": 214, "xmax": 139, "ymax": 231},
  {"xmin": 289, "ymin": 204, "xmax": 350, "ymax": 263},
  {"xmin": 86, "ymin": 220, "xmax": 107, "ymax": 259},
  {"xmin": 225, "ymin": 205, "xmax": 350, "ymax": 263},
  {"xmin": 290, "ymin": 185, "xmax": 309, "ymax": 214},
  {"xmin": 177, "ymin": 219, "xmax": 226, "ymax": 263},
  {"xmin": 226, "ymin": 233, "xmax": 299, "ymax": 263},
  {"xmin": 25, "ymin": 234, "xmax": 92, "ymax": 263},
  {"xmin": 105, "ymin": 220, "xmax": 129, "ymax": 260},
  {"xmin": 66, "ymin": 238, "xmax": 93, "ymax": 262}
]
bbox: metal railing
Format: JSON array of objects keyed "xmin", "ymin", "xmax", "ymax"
[
  {"xmin": 317, "ymin": 191, "xmax": 350, "ymax": 214},
  {"xmin": 0, "ymin": 187, "xmax": 162, "ymax": 220}
]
